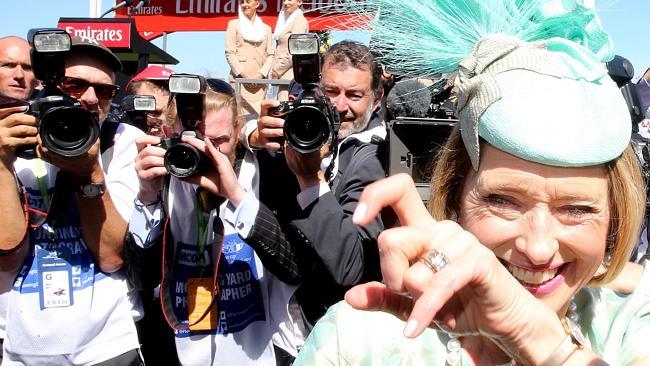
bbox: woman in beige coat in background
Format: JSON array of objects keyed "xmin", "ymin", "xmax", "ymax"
[
  {"xmin": 225, "ymin": 0, "xmax": 274, "ymax": 118},
  {"xmin": 270, "ymin": 0, "xmax": 309, "ymax": 101}
]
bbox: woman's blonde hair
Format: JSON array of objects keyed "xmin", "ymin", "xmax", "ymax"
[{"xmin": 428, "ymin": 126, "xmax": 646, "ymax": 285}]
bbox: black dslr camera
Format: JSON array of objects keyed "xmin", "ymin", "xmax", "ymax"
[
  {"xmin": 158, "ymin": 73, "xmax": 209, "ymax": 178},
  {"xmin": 606, "ymin": 55, "xmax": 644, "ymax": 127},
  {"xmin": 606, "ymin": 55, "xmax": 648, "ymax": 167},
  {"xmin": 270, "ymin": 33, "xmax": 339, "ymax": 154},
  {"xmin": 121, "ymin": 94, "xmax": 156, "ymax": 132},
  {"xmin": 17, "ymin": 28, "xmax": 100, "ymax": 159},
  {"xmin": 606, "ymin": 55, "xmax": 650, "ymax": 260}
]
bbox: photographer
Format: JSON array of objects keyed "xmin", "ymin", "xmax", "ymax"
[
  {"xmin": 0, "ymin": 34, "xmax": 143, "ymax": 364},
  {"xmin": 125, "ymin": 65, "xmax": 174, "ymax": 136},
  {"xmin": 0, "ymin": 36, "xmax": 38, "ymax": 100},
  {"xmin": 128, "ymin": 78, "xmax": 296, "ymax": 365},
  {"xmin": 245, "ymin": 41, "xmax": 387, "ymax": 330},
  {"xmin": 0, "ymin": 35, "xmax": 38, "ymax": 363}
]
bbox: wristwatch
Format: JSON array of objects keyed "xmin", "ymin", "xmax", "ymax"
[{"xmin": 77, "ymin": 182, "xmax": 106, "ymax": 198}]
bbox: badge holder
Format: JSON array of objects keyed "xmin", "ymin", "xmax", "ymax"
[{"xmin": 37, "ymin": 248, "xmax": 74, "ymax": 309}]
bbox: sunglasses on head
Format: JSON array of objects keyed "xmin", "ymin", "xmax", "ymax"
[
  {"xmin": 59, "ymin": 76, "xmax": 120, "ymax": 100},
  {"xmin": 206, "ymin": 79, "xmax": 235, "ymax": 96}
]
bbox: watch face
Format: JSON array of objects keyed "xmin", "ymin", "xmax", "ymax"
[
  {"xmin": 83, "ymin": 185, "xmax": 98, "ymax": 196},
  {"xmin": 80, "ymin": 183, "xmax": 105, "ymax": 198}
]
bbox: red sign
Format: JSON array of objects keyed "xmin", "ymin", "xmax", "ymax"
[
  {"xmin": 58, "ymin": 21, "xmax": 132, "ymax": 48},
  {"xmin": 114, "ymin": 0, "xmax": 361, "ymax": 33}
]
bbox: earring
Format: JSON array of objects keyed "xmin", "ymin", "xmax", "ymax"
[{"xmin": 594, "ymin": 235, "xmax": 615, "ymax": 278}]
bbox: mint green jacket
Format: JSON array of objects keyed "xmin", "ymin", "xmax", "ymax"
[{"xmin": 295, "ymin": 263, "xmax": 650, "ymax": 365}]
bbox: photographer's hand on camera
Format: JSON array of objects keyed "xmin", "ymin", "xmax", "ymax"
[
  {"xmin": 134, "ymin": 134, "xmax": 167, "ymax": 205},
  {"xmin": 181, "ymin": 135, "xmax": 247, "ymax": 207},
  {"xmin": 39, "ymin": 135, "xmax": 102, "ymax": 184},
  {"xmin": 249, "ymin": 99, "xmax": 285, "ymax": 150},
  {"xmin": 284, "ymin": 140, "xmax": 329, "ymax": 191},
  {"xmin": 0, "ymin": 106, "xmax": 36, "ymax": 166}
]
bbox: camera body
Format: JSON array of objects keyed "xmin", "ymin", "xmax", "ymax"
[
  {"xmin": 162, "ymin": 74, "xmax": 210, "ymax": 178},
  {"xmin": 120, "ymin": 94, "xmax": 156, "ymax": 133},
  {"xmin": 269, "ymin": 33, "xmax": 340, "ymax": 154},
  {"xmin": 17, "ymin": 28, "xmax": 100, "ymax": 159},
  {"xmin": 24, "ymin": 92, "xmax": 99, "ymax": 158},
  {"xmin": 606, "ymin": 55, "xmax": 644, "ymax": 126},
  {"xmin": 271, "ymin": 89, "xmax": 340, "ymax": 153}
]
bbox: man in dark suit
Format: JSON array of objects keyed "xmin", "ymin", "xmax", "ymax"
[{"xmin": 241, "ymin": 41, "xmax": 386, "ymax": 338}]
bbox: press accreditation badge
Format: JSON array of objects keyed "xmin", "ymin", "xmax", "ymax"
[
  {"xmin": 38, "ymin": 256, "xmax": 74, "ymax": 309},
  {"xmin": 187, "ymin": 277, "xmax": 218, "ymax": 331}
]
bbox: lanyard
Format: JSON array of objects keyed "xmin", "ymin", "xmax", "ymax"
[
  {"xmin": 34, "ymin": 159, "xmax": 56, "ymax": 239},
  {"xmin": 34, "ymin": 159, "xmax": 50, "ymax": 208},
  {"xmin": 195, "ymin": 190, "xmax": 208, "ymax": 271}
]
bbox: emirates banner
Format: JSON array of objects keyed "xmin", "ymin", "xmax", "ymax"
[
  {"xmin": 58, "ymin": 20, "xmax": 132, "ymax": 48},
  {"xmin": 114, "ymin": 0, "xmax": 362, "ymax": 34}
]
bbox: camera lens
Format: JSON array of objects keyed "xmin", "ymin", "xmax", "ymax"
[
  {"xmin": 284, "ymin": 106, "xmax": 331, "ymax": 153},
  {"xmin": 164, "ymin": 143, "xmax": 203, "ymax": 178},
  {"xmin": 39, "ymin": 106, "xmax": 99, "ymax": 157}
]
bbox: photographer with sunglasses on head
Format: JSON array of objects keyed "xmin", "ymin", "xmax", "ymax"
[
  {"xmin": 128, "ymin": 77, "xmax": 296, "ymax": 366},
  {"xmin": 0, "ymin": 34, "xmax": 144, "ymax": 365}
]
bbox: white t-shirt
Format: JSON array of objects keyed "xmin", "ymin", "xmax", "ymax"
[
  {"xmin": 129, "ymin": 150, "xmax": 297, "ymax": 365},
  {"xmin": 3, "ymin": 123, "xmax": 143, "ymax": 365}
]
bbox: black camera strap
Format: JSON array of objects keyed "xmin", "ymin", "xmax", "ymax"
[{"xmin": 14, "ymin": 167, "xmax": 74, "ymax": 241}]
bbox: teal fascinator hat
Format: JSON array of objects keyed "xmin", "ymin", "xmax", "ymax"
[{"xmin": 343, "ymin": 0, "xmax": 631, "ymax": 169}]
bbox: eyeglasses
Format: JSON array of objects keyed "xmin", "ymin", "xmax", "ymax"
[
  {"xmin": 206, "ymin": 78, "xmax": 235, "ymax": 96},
  {"xmin": 59, "ymin": 76, "xmax": 120, "ymax": 100}
]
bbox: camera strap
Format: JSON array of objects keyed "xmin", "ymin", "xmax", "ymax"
[{"xmin": 158, "ymin": 175, "xmax": 225, "ymax": 331}]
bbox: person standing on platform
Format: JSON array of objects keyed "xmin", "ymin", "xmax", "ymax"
[
  {"xmin": 226, "ymin": 0, "xmax": 274, "ymax": 119},
  {"xmin": 270, "ymin": 0, "xmax": 309, "ymax": 101}
]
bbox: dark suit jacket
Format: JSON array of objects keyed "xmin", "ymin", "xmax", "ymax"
[{"xmin": 245, "ymin": 118, "xmax": 386, "ymax": 326}]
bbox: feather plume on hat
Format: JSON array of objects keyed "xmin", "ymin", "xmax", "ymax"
[{"xmin": 341, "ymin": 0, "xmax": 631, "ymax": 169}]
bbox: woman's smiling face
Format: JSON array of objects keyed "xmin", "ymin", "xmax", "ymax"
[
  {"xmin": 240, "ymin": 0, "xmax": 259, "ymax": 18},
  {"xmin": 458, "ymin": 144, "xmax": 610, "ymax": 315}
]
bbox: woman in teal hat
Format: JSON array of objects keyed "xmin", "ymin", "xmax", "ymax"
[{"xmin": 294, "ymin": 0, "xmax": 650, "ymax": 364}]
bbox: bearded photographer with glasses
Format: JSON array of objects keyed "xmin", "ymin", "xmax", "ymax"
[{"xmin": 0, "ymin": 33, "xmax": 144, "ymax": 365}]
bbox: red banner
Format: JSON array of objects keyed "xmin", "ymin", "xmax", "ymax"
[
  {"xmin": 114, "ymin": 0, "xmax": 361, "ymax": 33},
  {"xmin": 58, "ymin": 20, "xmax": 132, "ymax": 48}
]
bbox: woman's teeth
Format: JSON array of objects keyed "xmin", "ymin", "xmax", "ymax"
[{"xmin": 507, "ymin": 264, "xmax": 558, "ymax": 285}]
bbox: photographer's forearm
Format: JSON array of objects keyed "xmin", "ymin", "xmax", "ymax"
[
  {"xmin": 296, "ymin": 171, "xmax": 325, "ymax": 191},
  {"xmin": 75, "ymin": 169, "xmax": 127, "ymax": 273},
  {"xmin": 0, "ymin": 161, "xmax": 28, "ymax": 249}
]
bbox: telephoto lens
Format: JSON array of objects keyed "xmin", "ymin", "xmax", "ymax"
[
  {"xmin": 159, "ymin": 133, "xmax": 208, "ymax": 178},
  {"xmin": 164, "ymin": 143, "xmax": 206, "ymax": 178},
  {"xmin": 283, "ymin": 104, "xmax": 335, "ymax": 153},
  {"xmin": 37, "ymin": 98, "xmax": 100, "ymax": 157}
]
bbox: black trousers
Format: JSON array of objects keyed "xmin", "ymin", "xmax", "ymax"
[
  {"xmin": 135, "ymin": 290, "xmax": 180, "ymax": 366},
  {"xmin": 274, "ymin": 344, "xmax": 296, "ymax": 366}
]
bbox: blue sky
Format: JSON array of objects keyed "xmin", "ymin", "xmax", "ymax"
[{"xmin": 1, "ymin": 0, "xmax": 647, "ymax": 80}]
